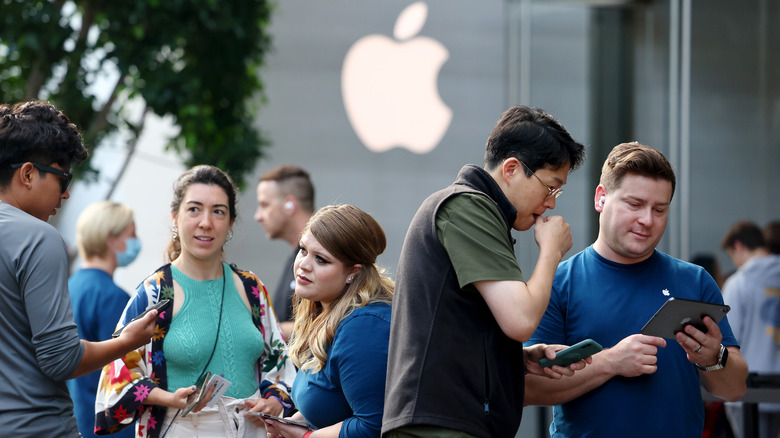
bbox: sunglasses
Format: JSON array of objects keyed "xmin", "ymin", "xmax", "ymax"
[{"xmin": 10, "ymin": 162, "xmax": 73, "ymax": 194}]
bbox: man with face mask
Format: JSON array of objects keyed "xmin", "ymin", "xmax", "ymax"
[{"xmin": 67, "ymin": 200, "xmax": 141, "ymax": 438}]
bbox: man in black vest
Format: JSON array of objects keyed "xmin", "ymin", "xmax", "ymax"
[{"xmin": 383, "ymin": 106, "xmax": 586, "ymax": 438}]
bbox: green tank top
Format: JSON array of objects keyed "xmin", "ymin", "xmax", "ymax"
[{"xmin": 165, "ymin": 263, "xmax": 264, "ymax": 398}]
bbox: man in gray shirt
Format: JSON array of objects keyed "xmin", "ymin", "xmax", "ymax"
[{"xmin": 0, "ymin": 100, "xmax": 157, "ymax": 437}]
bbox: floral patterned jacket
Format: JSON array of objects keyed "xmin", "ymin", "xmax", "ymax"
[{"xmin": 94, "ymin": 263, "xmax": 296, "ymax": 437}]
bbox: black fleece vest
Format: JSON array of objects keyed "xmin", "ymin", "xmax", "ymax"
[{"xmin": 383, "ymin": 165, "xmax": 526, "ymax": 438}]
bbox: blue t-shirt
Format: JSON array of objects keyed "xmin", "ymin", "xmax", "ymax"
[
  {"xmin": 66, "ymin": 268, "xmax": 133, "ymax": 438},
  {"xmin": 527, "ymin": 246, "xmax": 739, "ymax": 438},
  {"xmin": 292, "ymin": 302, "xmax": 391, "ymax": 438}
]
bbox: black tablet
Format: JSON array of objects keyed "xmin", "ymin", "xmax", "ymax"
[{"xmin": 641, "ymin": 297, "xmax": 730, "ymax": 339}]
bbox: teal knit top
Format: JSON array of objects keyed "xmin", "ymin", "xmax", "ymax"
[{"xmin": 165, "ymin": 263, "xmax": 264, "ymax": 398}]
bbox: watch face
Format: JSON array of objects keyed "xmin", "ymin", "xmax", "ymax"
[{"xmin": 720, "ymin": 345, "xmax": 729, "ymax": 366}]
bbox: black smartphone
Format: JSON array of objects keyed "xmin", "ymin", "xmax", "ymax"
[
  {"xmin": 112, "ymin": 299, "xmax": 171, "ymax": 338},
  {"xmin": 539, "ymin": 339, "xmax": 603, "ymax": 368},
  {"xmin": 247, "ymin": 412, "xmax": 309, "ymax": 429}
]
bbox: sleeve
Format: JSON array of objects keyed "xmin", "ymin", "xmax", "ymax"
[
  {"xmin": 244, "ymin": 271, "xmax": 297, "ymax": 414},
  {"xmin": 721, "ymin": 276, "xmax": 744, "ymax": 343},
  {"xmin": 436, "ymin": 193, "xmax": 524, "ymax": 288},
  {"xmin": 93, "ymin": 278, "xmax": 161, "ymax": 435},
  {"xmin": 329, "ymin": 312, "xmax": 390, "ymax": 438},
  {"xmin": 21, "ymin": 226, "xmax": 84, "ymax": 380},
  {"xmin": 702, "ymin": 270, "xmax": 740, "ymax": 348}
]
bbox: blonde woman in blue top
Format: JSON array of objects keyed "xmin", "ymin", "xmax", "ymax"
[{"xmin": 261, "ymin": 205, "xmax": 393, "ymax": 438}]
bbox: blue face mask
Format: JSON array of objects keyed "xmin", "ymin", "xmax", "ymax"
[{"xmin": 117, "ymin": 237, "xmax": 141, "ymax": 267}]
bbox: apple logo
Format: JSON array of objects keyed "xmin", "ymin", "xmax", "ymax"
[{"xmin": 341, "ymin": 1, "xmax": 452, "ymax": 154}]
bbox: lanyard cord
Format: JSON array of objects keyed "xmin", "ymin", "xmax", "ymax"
[{"xmin": 161, "ymin": 270, "xmax": 228, "ymax": 438}]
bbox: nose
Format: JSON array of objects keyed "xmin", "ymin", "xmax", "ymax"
[
  {"xmin": 254, "ymin": 208, "xmax": 263, "ymax": 223},
  {"xmin": 297, "ymin": 253, "xmax": 313, "ymax": 272},
  {"xmin": 543, "ymin": 195, "xmax": 557, "ymax": 210},
  {"xmin": 637, "ymin": 207, "xmax": 653, "ymax": 226},
  {"xmin": 199, "ymin": 213, "xmax": 213, "ymax": 229}
]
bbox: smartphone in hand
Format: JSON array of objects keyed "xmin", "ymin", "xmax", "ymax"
[
  {"xmin": 247, "ymin": 412, "xmax": 309, "ymax": 429},
  {"xmin": 112, "ymin": 299, "xmax": 171, "ymax": 338},
  {"xmin": 182, "ymin": 371, "xmax": 213, "ymax": 417},
  {"xmin": 539, "ymin": 339, "xmax": 603, "ymax": 368}
]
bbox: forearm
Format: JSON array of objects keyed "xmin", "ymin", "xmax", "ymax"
[
  {"xmin": 70, "ymin": 338, "xmax": 134, "ymax": 379},
  {"xmin": 523, "ymin": 249, "xmax": 563, "ymax": 322},
  {"xmin": 477, "ymin": 253, "xmax": 562, "ymax": 341},
  {"xmin": 524, "ymin": 353, "xmax": 615, "ymax": 406},
  {"xmin": 144, "ymin": 387, "xmax": 184, "ymax": 409},
  {"xmin": 700, "ymin": 347, "xmax": 748, "ymax": 402},
  {"xmin": 308, "ymin": 422, "xmax": 342, "ymax": 438}
]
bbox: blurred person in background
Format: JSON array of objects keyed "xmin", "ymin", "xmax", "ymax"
[
  {"xmin": 764, "ymin": 221, "xmax": 780, "ymax": 255},
  {"xmin": 255, "ymin": 165, "xmax": 316, "ymax": 341},
  {"xmin": 68, "ymin": 201, "xmax": 141, "ymax": 438},
  {"xmin": 721, "ymin": 220, "xmax": 780, "ymax": 438}
]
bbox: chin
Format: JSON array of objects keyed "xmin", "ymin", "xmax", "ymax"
[{"xmin": 514, "ymin": 218, "xmax": 534, "ymax": 231}]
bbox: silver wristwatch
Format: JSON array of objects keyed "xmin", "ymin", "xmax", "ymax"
[{"xmin": 696, "ymin": 344, "xmax": 728, "ymax": 371}]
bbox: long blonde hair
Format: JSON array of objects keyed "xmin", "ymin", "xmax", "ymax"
[{"xmin": 288, "ymin": 205, "xmax": 394, "ymax": 372}]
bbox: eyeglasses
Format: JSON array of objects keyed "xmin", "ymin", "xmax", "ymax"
[
  {"xmin": 10, "ymin": 162, "xmax": 73, "ymax": 194},
  {"xmin": 519, "ymin": 161, "xmax": 563, "ymax": 199}
]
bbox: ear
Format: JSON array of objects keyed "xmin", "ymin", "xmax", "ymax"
[
  {"xmin": 501, "ymin": 157, "xmax": 522, "ymax": 184},
  {"xmin": 283, "ymin": 195, "xmax": 296, "ymax": 213},
  {"xmin": 347, "ymin": 264, "xmax": 363, "ymax": 282},
  {"xmin": 15, "ymin": 162, "xmax": 35, "ymax": 190},
  {"xmin": 594, "ymin": 185, "xmax": 607, "ymax": 212}
]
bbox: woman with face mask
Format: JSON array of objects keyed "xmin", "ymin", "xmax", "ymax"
[{"xmin": 67, "ymin": 200, "xmax": 142, "ymax": 438}]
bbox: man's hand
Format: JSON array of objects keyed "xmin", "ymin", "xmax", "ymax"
[
  {"xmin": 524, "ymin": 344, "xmax": 590, "ymax": 379},
  {"xmin": 533, "ymin": 215, "xmax": 573, "ymax": 261},
  {"xmin": 602, "ymin": 334, "xmax": 666, "ymax": 377},
  {"xmin": 675, "ymin": 315, "xmax": 722, "ymax": 367},
  {"xmin": 117, "ymin": 309, "xmax": 157, "ymax": 350}
]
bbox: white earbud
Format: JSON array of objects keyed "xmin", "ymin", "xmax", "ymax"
[
  {"xmin": 598, "ymin": 196, "xmax": 605, "ymax": 207},
  {"xmin": 284, "ymin": 201, "xmax": 294, "ymax": 211}
]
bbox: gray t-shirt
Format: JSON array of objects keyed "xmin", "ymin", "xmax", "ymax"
[{"xmin": 0, "ymin": 202, "xmax": 84, "ymax": 436}]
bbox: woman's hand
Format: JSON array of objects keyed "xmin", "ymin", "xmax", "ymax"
[
  {"xmin": 265, "ymin": 417, "xmax": 310, "ymax": 438},
  {"xmin": 143, "ymin": 386, "xmax": 198, "ymax": 409},
  {"xmin": 185, "ymin": 381, "xmax": 218, "ymax": 414},
  {"xmin": 244, "ymin": 397, "xmax": 284, "ymax": 427}
]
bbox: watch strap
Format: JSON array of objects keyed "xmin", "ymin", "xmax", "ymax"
[{"xmin": 696, "ymin": 344, "xmax": 728, "ymax": 371}]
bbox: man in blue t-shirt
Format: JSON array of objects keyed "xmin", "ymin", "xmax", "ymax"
[{"xmin": 525, "ymin": 142, "xmax": 749, "ymax": 438}]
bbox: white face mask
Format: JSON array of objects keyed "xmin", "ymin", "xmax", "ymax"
[{"xmin": 116, "ymin": 237, "xmax": 141, "ymax": 267}]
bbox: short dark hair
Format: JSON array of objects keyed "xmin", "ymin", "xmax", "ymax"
[
  {"xmin": 721, "ymin": 220, "xmax": 766, "ymax": 251},
  {"xmin": 483, "ymin": 105, "xmax": 585, "ymax": 175},
  {"xmin": 765, "ymin": 221, "xmax": 780, "ymax": 255},
  {"xmin": 600, "ymin": 142, "xmax": 677, "ymax": 199},
  {"xmin": 259, "ymin": 165, "xmax": 315, "ymax": 213},
  {"xmin": 0, "ymin": 100, "xmax": 88, "ymax": 187}
]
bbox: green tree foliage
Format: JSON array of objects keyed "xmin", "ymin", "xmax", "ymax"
[{"xmin": 0, "ymin": 0, "xmax": 272, "ymax": 188}]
